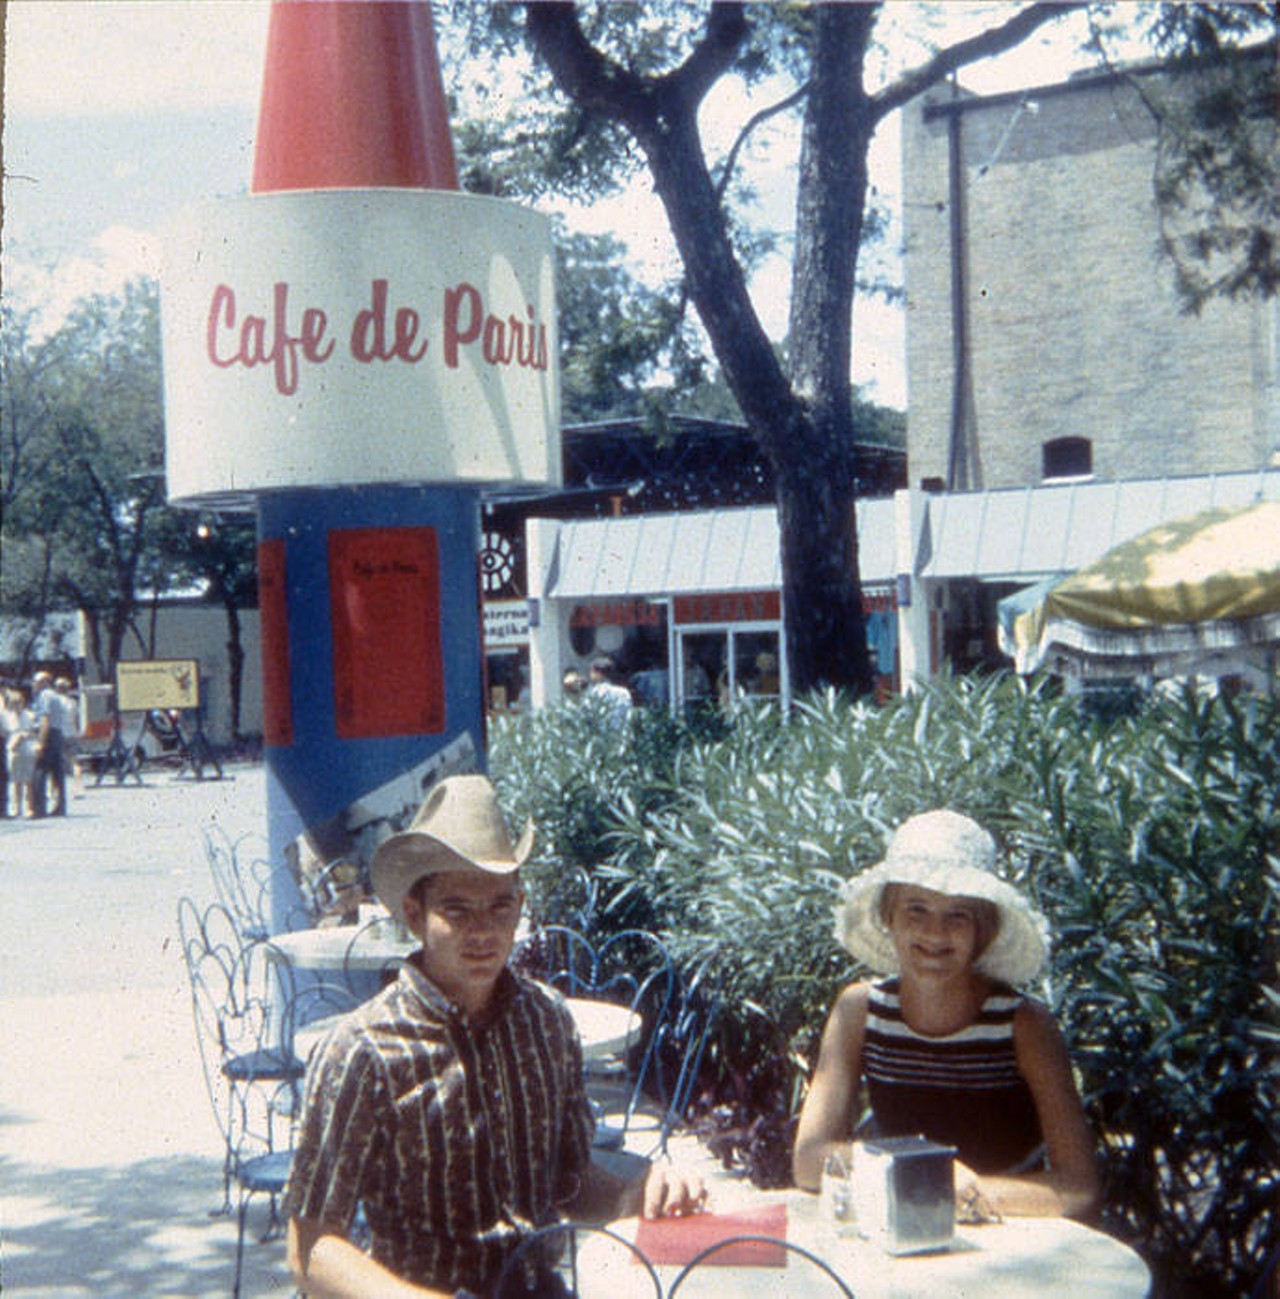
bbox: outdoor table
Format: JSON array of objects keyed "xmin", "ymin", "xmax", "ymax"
[
  {"xmin": 270, "ymin": 928, "xmax": 639, "ymax": 1057},
  {"xmin": 564, "ymin": 997, "xmax": 640, "ymax": 1061},
  {"xmin": 581, "ymin": 1189, "xmax": 1150, "ymax": 1299},
  {"xmin": 272, "ymin": 923, "xmax": 414, "ymax": 974}
]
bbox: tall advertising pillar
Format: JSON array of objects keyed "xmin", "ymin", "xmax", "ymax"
[{"xmin": 160, "ymin": 2, "xmax": 560, "ymax": 930}]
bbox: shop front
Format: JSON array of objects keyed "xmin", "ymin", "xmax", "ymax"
[{"xmin": 524, "ymin": 502, "xmax": 899, "ymax": 711}]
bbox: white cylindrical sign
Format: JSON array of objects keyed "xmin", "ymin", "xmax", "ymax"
[{"xmin": 161, "ymin": 190, "xmax": 561, "ymax": 505}]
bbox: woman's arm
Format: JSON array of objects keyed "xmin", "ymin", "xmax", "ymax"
[
  {"xmin": 791, "ymin": 983, "xmax": 870, "ymax": 1190},
  {"xmin": 962, "ymin": 999, "xmax": 1102, "ymax": 1221}
]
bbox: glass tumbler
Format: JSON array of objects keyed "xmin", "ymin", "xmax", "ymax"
[{"xmin": 820, "ymin": 1148, "xmax": 858, "ymax": 1237}]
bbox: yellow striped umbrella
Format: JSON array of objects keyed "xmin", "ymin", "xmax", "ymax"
[{"xmin": 1010, "ymin": 500, "xmax": 1280, "ymax": 677}]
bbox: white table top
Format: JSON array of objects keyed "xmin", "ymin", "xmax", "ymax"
[
  {"xmin": 584, "ymin": 1191, "xmax": 1149, "ymax": 1299},
  {"xmin": 272, "ymin": 923, "xmax": 414, "ymax": 972},
  {"xmin": 270, "ymin": 930, "xmax": 639, "ymax": 1057},
  {"xmin": 565, "ymin": 997, "xmax": 640, "ymax": 1060}
]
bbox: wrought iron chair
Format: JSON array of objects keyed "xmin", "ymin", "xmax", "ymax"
[
  {"xmin": 202, "ymin": 825, "xmax": 272, "ymax": 941},
  {"xmin": 341, "ymin": 910, "xmax": 410, "ymax": 999},
  {"xmin": 182, "ymin": 932, "xmax": 302, "ymax": 1297},
  {"xmin": 664, "ymin": 1235, "xmax": 857, "ymax": 1297},
  {"xmin": 514, "ymin": 925, "xmax": 679, "ymax": 1152},
  {"xmin": 644, "ymin": 959, "xmax": 721, "ymax": 1155},
  {"xmin": 491, "ymin": 1220, "xmax": 662, "ymax": 1299},
  {"xmin": 291, "ymin": 856, "xmax": 368, "ymax": 930}
]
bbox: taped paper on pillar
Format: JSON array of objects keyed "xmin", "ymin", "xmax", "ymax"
[
  {"xmin": 330, "ymin": 526, "xmax": 445, "ymax": 739},
  {"xmin": 259, "ymin": 538, "xmax": 294, "ymax": 747}
]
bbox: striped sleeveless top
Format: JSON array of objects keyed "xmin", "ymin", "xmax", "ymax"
[{"xmin": 862, "ymin": 977, "xmax": 1042, "ymax": 1174}]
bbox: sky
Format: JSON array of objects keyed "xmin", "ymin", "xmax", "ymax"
[{"xmin": 1, "ymin": 1, "xmax": 1112, "ymax": 412}]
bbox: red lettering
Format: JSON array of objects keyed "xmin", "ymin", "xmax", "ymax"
[
  {"xmin": 443, "ymin": 282, "xmax": 482, "ymax": 368},
  {"xmin": 483, "ymin": 316, "xmax": 510, "ymax": 364},
  {"xmin": 393, "ymin": 306, "xmax": 428, "ymax": 363},
  {"xmin": 350, "ymin": 279, "xmax": 427, "ymax": 364},
  {"xmin": 301, "ymin": 308, "xmax": 334, "ymax": 365},
  {"xmin": 443, "ymin": 283, "xmax": 548, "ymax": 372},
  {"xmin": 203, "ymin": 282, "xmax": 332, "ymax": 396},
  {"xmin": 351, "ymin": 279, "xmax": 390, "ymax": 361},
  {"xmin": 207, "ymin": 285, "xmax": 237, "ymax": 367}
]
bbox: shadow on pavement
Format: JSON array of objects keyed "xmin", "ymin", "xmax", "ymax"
[{"xmin": 2, "ymin": 1153, "xmax": 294, "ymax": 1297}]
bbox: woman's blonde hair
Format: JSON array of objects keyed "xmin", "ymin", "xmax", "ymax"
[{"xmin": 879, "ymin": 883, "xmax": 1001, "ymax": 960}]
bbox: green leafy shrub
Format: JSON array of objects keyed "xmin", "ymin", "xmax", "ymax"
[{"xmin": 491, "ymin": 675, "xmax": 1280, "ymax": 1295}]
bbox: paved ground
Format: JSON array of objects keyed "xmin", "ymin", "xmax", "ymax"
[{"xmin": 1, "ymin": 762, "xmax": 297, "ymax": 1296}]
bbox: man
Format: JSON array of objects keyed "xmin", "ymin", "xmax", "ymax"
[
  {"xmin": 29, "ymin": 671, "xmax": 66, "ymax": 818},
  {"xmin": 587, "ymin": 656, "xmax": 632, "ymax": 731},
  {"xmin": 53, "ymin": 678, "xmax": 81, "ymax": 799},
  {"xmin": 286, "ymin": 774, "xmax": 704, "ymax": 1297}
]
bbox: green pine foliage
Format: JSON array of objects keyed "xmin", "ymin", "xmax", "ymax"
[{"xmin": 491, "ymin": 674, "xmax": 1279, "ymax": 1296}]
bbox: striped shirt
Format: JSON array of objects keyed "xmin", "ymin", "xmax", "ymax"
[
  {"xmin": 285, "ymin": 959, "xmax": 595, "ymax": 1293},
  {"xmin": 862, "ymin": 977, "xmax": 1042, "ymax": 1174}
]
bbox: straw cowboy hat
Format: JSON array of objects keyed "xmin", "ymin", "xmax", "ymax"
[
  {"xmin": 371, "ymin": 775, "xmax": 534, "ymax": 923},
  {"xmin": 836, "ymin": 809, "xmax": 1049, "ymax": 986}
]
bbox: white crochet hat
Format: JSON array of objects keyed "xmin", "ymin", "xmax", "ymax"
[{"xmin": 836, "ymin": 810, "xmax": 1049, "ymax": 987}]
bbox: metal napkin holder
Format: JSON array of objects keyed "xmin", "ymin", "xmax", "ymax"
[{"xmin": 851, "ymin": 1134, "xmax": 957, "ymax": 1254}]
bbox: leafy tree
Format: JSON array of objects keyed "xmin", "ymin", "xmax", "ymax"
[
  {"xmin": 164, "ymin": 510, "xmax": 259, "ymax": 743},
  {"xmin": 554, "ymin": 224, "xmax": 704, "ymax": 421},
  {"xmin": 1, "ymin": 301, "xmax": 71, "ymax": 673},
  {"xmin": 447, "ymin": 1, "xmax": 1275, "ymax": 695},
  {"xmin": 0, "ymin": 279, "xmax": 176, "ymax": 682},
  {"xmin": 1090, "ymin": 3, "xmax": 1278, "ymax": 311},
  {"xmin": 514, "ymin": 2, "xmax": 1077, "ymax": 695}
]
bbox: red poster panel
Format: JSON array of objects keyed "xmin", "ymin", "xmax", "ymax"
[
  {"xmin": 329, "ymin": 527, "xmax": 445, "ymax": 739},
  {"xmin": 258, "ymin": 539, "xmax": 294, "ymax": 747}
]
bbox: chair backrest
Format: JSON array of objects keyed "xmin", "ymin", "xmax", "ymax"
[
  {"xmin": 515, "ymin": 925, "xmax": 681, "ymax": 1149},
  {"xmin": 178, "ymin": 896, "xmax": 248, "ymax": 981},
  {"xmin": 646, "ymin": 960, "xmax": 721, "ymax": 1152},
  {"xmin": 202, "ymin": 825, "xmax": 271, "ymax": 940},
  {"xmin": 492, "ymin": 1220, "xmax": 662, "ymax": 1299},
  {"xmin": 342, "ymin": 912, "xmax": 409, "ymax": 997},
  {"xmin": 184, "ymin": 935, "xmax": 300, "ymax": 1169},
  {"xmin": 514, "ymin": 924, "xmax": 598, "ymax": 993},
  {"xmin": 665, "ymin": 1235, "xmax": 856, "ymax": 1298},
  {"xmin": 519, "ymin": 927, "xmax": 678, "ymax": 1053},
  {"xmin": 289, "ymin": 857, "xmax": 367, "ymax": 930}
]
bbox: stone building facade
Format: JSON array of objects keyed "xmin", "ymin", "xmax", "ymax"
[{"xmin": 903, "ymin": 64, "xmax": 1278, "ymax": 492}]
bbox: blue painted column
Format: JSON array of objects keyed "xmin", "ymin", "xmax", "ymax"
[
  {"xmin": 258, "ymin": 485, "xmax": 485, "ymax": 931},
  {"xmin": 160, "ymin": 0, "xmax": 560, "ymax": 939}
]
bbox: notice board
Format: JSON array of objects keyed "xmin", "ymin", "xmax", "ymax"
[
  {"xmin": 329, "ymin": 526, "xmax": 445, "ymax": 739},
  {"xmin": 116, "ymin": 659, "xmax": 200, "ymax": 713}
]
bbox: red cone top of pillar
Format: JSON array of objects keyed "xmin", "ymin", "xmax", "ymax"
[{"xmin": 253, "ymin": 0, "xmax": 458, "ymax": 193}]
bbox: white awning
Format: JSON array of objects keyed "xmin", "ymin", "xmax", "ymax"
[
  {"xmin": 545, "ymin": 500, "xmax": 897, "ymax": 600},
  {"xmin": 918, "ymin": 470, "xmax": 1280, "ymax": 582}
]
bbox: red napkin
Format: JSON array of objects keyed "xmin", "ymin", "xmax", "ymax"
[{"xmin": 634, "ymin": 1202, "xmax": 788, "ymax": 1267}]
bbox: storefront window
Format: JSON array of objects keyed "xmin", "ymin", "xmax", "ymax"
[
  {"xmin": 734, "ymin": 631, "xmax": 781, "ymax": 698},
  {"xmin": 679, "ymin": 632, "xmax": 722, "ymax": 706},
  {"xmin": 677, "ymin": 627, "xmax": 781, "ymax": 710}
]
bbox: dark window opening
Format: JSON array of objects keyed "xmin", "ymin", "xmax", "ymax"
[{"xmin": 1042, "ymin": 437, "xmax": 1092, "ymax": 480}]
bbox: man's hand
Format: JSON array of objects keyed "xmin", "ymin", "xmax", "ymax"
[{"xmin": 641, "ymin": 1161, "xmax": 708, "ymax": 1219}]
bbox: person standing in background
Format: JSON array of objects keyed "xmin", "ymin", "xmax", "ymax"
[
  {"xmin": 30, "ymin": 671, "xmax": 66, "ymax": 818},
  {"xmin": 53, "ymin": 678, "xmax": 82, "ymax": 798},
  {"xmin": 587, "ymin": 656, "xmax": 633, "ymax": 732}
]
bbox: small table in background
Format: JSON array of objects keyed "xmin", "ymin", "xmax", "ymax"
[
  {"xmin": 564, "ymin": 997, "xmax": 640, "ymax": 1061},
  {"xmin": 270, "ymin": 930, "xmax": 641, "ymax": 1056}
]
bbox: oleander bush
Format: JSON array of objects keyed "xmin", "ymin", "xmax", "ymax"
[{"xmin": 490, "ymin": 674, "xmax": 1280, "ymax": 1297}]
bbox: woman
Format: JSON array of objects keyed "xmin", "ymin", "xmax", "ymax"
[
  {"xmin": 5, "ymin": 688, "xmax": 38, "ymax": 819},
  {"xmin": 793, "ymin": 809, "xmax": 1101, "ymax": 1221}
]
